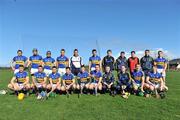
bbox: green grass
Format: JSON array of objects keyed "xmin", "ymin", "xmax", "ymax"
[{"xmin": 0, "ymin": 69, "xmax": 180, "ymax": 120}]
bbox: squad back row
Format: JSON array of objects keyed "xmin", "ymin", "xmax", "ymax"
[{"xmin": 8, "ymin": 48, "xmax": 168, "ymax": 98}]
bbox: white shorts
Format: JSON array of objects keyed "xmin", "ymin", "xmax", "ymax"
[
  {"xmin": 58, "ymin": 68, "xmax": 66, "ymax": 75},
  {"xmin": 18, "ymin": 84, "xmax": 24, "ymax": 89},
  {"xmin": 157, "ymin": 69, "xmax": 166, "ymax": 77},
  {"xmin": 152, "ymin": 83, "xmax": 160, "ymax": 89},
  {"xmin": 133, "ymin": 82, "xmax": 141, "ymax": 88},
  {"xmin": 91, "ymin": 82, "xmax": 98, "ymax": 86},
  {"xmin": 14, "ymin": 69, "xmax": 19, "ymax": 74},
  {"xmin": 80, "ymin": 83, "xmax": 89, "ymax": 88},
  {"xmin": 31, "ymin": 68, "xmax": 38, "ymax": 75},
  {"xmin": 91, "ymin": 67, "xmax": 95, "ymax": 71},
  {"xmin": 44, "ymin": 69, "xmax": 52, "ymax": 77},
  {"xmin": 36, "ymin": 83, "xmax": 43, "ymax": 88},
  {"xmin": 52, "ymin": 84, "xmax": 57, "ymax": 88}
]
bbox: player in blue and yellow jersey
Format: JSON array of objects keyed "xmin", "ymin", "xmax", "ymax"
[
  {"xmin": 8, "ymin": 65, "xmax": 30, "ymax": 95},
  {"xmin": 32, "ymin": 65, "xmax": 47, "ymax": 94},
  {"xmin": 56, "ymin": 49, "xmax": 69, "ymax": 75},
  {"xmin": 144, "ymin": 65, "xmax": 168, "ymax": 98},
  {"xmin": 28, "ymin": 48, "xmax": 43, "ymax": 76},
  {"xmin": 47, "ymin": 66, "xmax": 61, "ymax": 94},
  {"xmin": 117, "ymin": 65, "xmax": 132, "ymax": 98},
  {"xmin": 76, "ymin": 65, "xmax": 91, "ymax": 94},
  {"xmin": 102, "ymin": 66, "xmax": 115, "ymax": 96},
  {"xmin": 61, "ymin": 67, "xmax": 76, "ymax": 94},
  {"xmin": 154, "ymin": 51, "xmax": 168, "ymax": 84},
  {"xmin": 131, "ymin": 64, "xmax": 145, "ymax": 94},
  {"xmin": 89, "ymin": 49, "xmax": 101, "ymax": 72},
  {"xmin": 43, "ymin": 51, "xmax": 55, "ymax": 77},
  {"xmin": 11, "ymin": 50, "xmax": 28, "ymax": 74},
  {"xmin": 89, "ymin": 64, "xmax": 103, "ymax": 96}
]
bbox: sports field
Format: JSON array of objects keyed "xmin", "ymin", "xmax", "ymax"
[{"xmin": 0, "ymin": 69, "xmax": 180, "ymax": 120}]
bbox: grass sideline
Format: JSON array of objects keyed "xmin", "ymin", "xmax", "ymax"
[{"xmin": 0, "ymin": 69, "xmax": 180, "ymax": 120}]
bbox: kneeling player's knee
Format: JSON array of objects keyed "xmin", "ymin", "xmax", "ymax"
[
  {"xmin": 76, "ymin": 84, "xmax": 80, "ymax": 89},
  {"xmin": 56, "ymin": 86, "xmax": 61, "ymax": 90},
  {"xmin": 73, "ymin": 84, "xmax": 76, "ymax": 89},
  {"xmin": 98, "ymin": 86, "xmax": 102, "ymax": 91},
  {"xmin": 43, "ymin": 84, "xmax": 46, "ymax": 89},
  {"xmin": 150, "ymin": 86, "xmax": 154, "ymax": 91},
  {"xmin": 134, "ymin": 87, "xmax": 138, "ymax": 91},
  {"xmin": 144, "ymin": 84, "xmax": 149, "ymax": 89},
  {"xmin": 8, "ymin": 84, "xmax": 12, "ymax": 89},
  {"xmin": 61, "ymin": 86, "xmax": 65, "ymax": 91},
  {"xmin": 89, "ymin": 85, "xmax": 94, "ymax": 89},
  {"xmin": 85, "ymin": 84, "xmax": 89, "ymax": 89},
  {"xmin": 46, "ymin": 85, "xmax": 51, "ymax": 90}
]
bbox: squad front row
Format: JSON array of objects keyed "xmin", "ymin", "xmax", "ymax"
[{"xmin": 8, "ymin": 64, "xmax": 168, "ymax": 99}]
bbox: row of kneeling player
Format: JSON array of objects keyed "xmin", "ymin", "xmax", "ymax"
[{"xmin": 8, "ymin": 64, "xmax": 168, "ymax": 99}]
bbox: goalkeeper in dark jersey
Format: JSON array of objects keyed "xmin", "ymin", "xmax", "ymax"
[
  {"xmin": 117, "ymin": 65, "xmax": 132, "ymax": 99},
  {"xmin": 102, "ymin": 66, "xmax": 116, "ymax": 96},
  {"xmin": 102, "ymin": 50, "xmax": 115, "ymax": 72},
  {"xmin": 115, "ymin": 51, "xmax": 128, "ymax": 73},
  {"xmin": 140, "ymin": 50, "xmax": 154, "ymax": 76}
]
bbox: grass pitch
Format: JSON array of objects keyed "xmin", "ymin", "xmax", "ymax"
[{"xmin": 0, "ymin": 69, "xmax": 180, "ymax": 120}]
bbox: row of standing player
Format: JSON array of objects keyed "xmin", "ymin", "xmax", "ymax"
[{"xmin": 11, "ymin": 48, "xmax": 167, "ymax": 78}]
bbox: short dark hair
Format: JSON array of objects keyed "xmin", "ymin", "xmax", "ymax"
[
  {"xmin": 38, "ymin": 65, "xmax": 43, "ymax": 68},
  {"xmin": 145, "ymin": 49, "xmax": 150, "ymax": 52},
  {"xmin": 121, "ymin": 51, "xmax": 125, "ymax": 54},
  {"xmin": 66, "ymin": 67, "xmax": 71, "ymax": 70},
  {"xmin": 47, "ymin": 51, "xmax": 51, "ymax": 54},
  {"xmin": 92, "ymin": 49, "xmax": 97, "ymax": 53},
  {"xmin": 105, "ymin": 65, "xmax": 110, "ymax": 68},
  {"xmin": 17, "ymin": 50, "xmax": 22, "ymax": 53},
  {"xmin": 52, "ymin": 66, "xmax": 57, "ymax": 69},
  {"xmin": 81, "ymin": 65, "xmax": 85, "ymax": 68},
  {"xmin": 19, "ymin": 65, "xmax": 24, "ymax": 68},
  {"xmin": 107, "ymin": 49, "xmax": 112, "ymax": 53},
  {"xmin": 61, "ymin": 49, "xmax": 65, "ymax": 52},
  {"xmin": 33, "ymin": 48, "xmax": 38, "ymax": 52},
  {"xmin": 131, "ymin": 51, "xmax": 135, "ymax": 54},
  {"xmin": 74, "ymin": 49, "xmax": 78, "ymax": 52},
  {"xmin": 158, "ymin": 50, "xmax": 162, "ymax": 54}
]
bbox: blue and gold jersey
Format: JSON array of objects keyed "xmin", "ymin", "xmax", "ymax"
[
  {"xmin": 90, "ymin": 70, "xmax": 102, "ymax": 83},
  {"xmin": 29, "ymin": 55, "xmax": 43, "ymax": 68},
  {"xmin": 148, "ymin": 72, "xmax": 162, "ymax": 83},
  {"xmin": 132, "ymin": 71, "xmax": 144, "ymax": 84},
  {"xmin": 89, "ymin": 56, "xmax": 101, "ymax": 68},
  {"xmin": 155, "ymin": 57, "xmax": 167, "ymax": 69},
  {"xmin": 13, "ymin": 56, "xmax": 27, "ymax": 69},
  {"xmin": 56, "ymin": 56, "xmax": 69, "ymax": 68},
  {"xmin": 43, "ymin": 57, "xmax": 55, "ymax": 70},
  {"xmin": 15, "ymin": 71, "xmax": 28, "ymax": 83},
  {"xmin": 77, "ymin": 71, "xmax": 90, "ymax": 83},
  {"xmin": 34, "ymin": 72, "xmax": 46, "ymax": 83},
  {"xmin": 49, "ymin": 72, "xmax": 61, "ymax": 84},
  {"xmin": 62, "ymin": 73, "xmax": 74, "ymax": 85}
]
